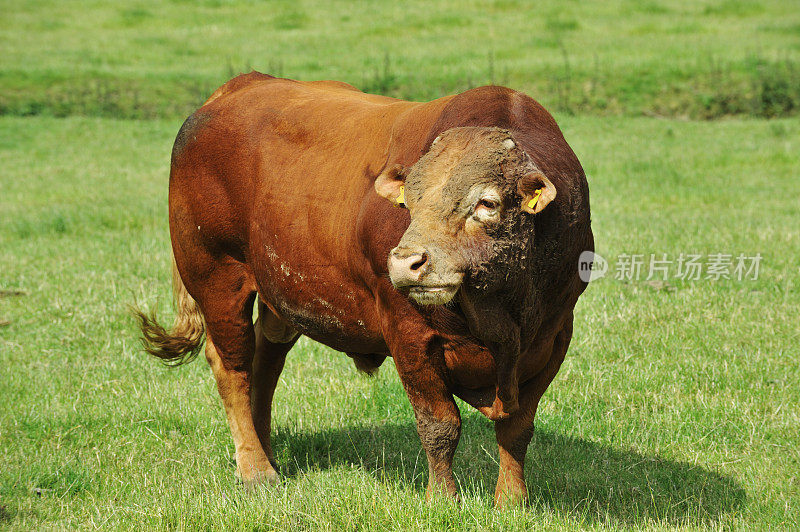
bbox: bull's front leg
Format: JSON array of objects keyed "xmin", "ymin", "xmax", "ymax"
[
  {"xmin": 494, "ymin": 320, "xmax": 572, "ymax": 507},
  {"xmin": 397, "ymin": 338, "xmax": 461, "ymax": 500},
  {"xmin": 414, "ymin": 396, "xmax": 461, "ymax": 500},
  {"xmin": 381, "ymin": 306, "xmax": 461, "ymax": 500}
]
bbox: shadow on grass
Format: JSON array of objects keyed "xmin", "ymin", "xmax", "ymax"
[{"xmin": 273, "ymin": 418, "xmax": 746, "ymax": 526}]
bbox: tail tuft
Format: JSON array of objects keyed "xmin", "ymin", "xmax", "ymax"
[{"xmin": 132, "ymin": 257, "xmax": 205, "ymax": 367}]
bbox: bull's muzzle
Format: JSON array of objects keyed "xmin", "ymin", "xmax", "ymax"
[{"xmin": 388, "ymin": 246, "xmax": 462, "ymax": 305}]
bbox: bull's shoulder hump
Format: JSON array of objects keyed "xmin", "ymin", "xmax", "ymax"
[
  {"xmin": 427, "ymin": 85, "xmax": 579, "ymax": 170},
  {"xmin": 431, "ymin": 85, "xmax": 559, "ymax": 133}
]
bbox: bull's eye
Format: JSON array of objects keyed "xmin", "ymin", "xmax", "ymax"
[
  {"xmin": 473, "ymin": 196, "xmax": 501, "ymax": 223},
  {"xmin": 477, "ymin": 199, "xmax": 498, "ymax": 210}
]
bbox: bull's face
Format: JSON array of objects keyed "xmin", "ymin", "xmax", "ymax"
[{"xmin": 375, "ymin": 127, "xmax": 557, "ymax": 305}]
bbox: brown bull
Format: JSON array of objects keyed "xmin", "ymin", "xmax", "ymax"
[{"xmin": 136, "ymin": 72, "xmax": 593, "ymax": 507}]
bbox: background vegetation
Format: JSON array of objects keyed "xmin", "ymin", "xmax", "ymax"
[
  {"xmin": 3, "ymin": 0, "xmax": 800, "ymax": 119},
  {"xmin": 1, "ymin": 0, "xmax": 798, "ymax": 529}
]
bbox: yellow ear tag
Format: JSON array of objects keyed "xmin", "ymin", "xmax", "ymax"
[
  {"xmin": 527, "ymin": 188, "xmax": 543, "ymax": 210},
  {"xmin": 396, "ymin": 185, "xmax": 405, "ymax": 206}
]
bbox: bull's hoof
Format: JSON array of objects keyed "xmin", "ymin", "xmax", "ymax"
[{"xmin": 236, "ymin": 467, "xmax": 280, "ymax": 492}]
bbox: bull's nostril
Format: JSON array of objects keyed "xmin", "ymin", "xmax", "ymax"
[
  {"xmin": 389, "ymin": 248, "xmax": 430, "ymax": 285},
  {"xmin": 410, "ymin": 253, "xmax": 428, "ymax": 272}
]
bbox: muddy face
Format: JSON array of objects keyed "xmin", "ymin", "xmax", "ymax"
[{"xmin": 375, "ymin": 127, "xmax": 556, "ymax": 305}]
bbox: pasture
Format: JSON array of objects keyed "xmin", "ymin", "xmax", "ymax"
[{"xmin": 1, "ymin": 0, "xmax": 799, "ymax": 530}]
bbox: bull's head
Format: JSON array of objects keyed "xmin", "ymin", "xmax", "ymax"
[{"xmin": 375, "ymin": 127, "xmax": 557, "ymax": 305}]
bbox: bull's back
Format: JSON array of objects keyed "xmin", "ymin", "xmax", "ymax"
[{"xmin": 169, "ymin": 74, "xmax": 405, "ymax": 258}]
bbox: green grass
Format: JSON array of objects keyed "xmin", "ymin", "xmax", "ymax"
[
  {"xmin": 1, "ymin": 114, "xmax": 798, "ymax": 529},
  {"xmin": 1, "ymin": 0, "xmax": 800, "ymax": 529},
  {"xmin": 2, "ymin": 0, "xmax": 800, "ymax": 119}
]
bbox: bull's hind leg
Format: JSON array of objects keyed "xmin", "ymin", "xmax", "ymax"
[
  {"xmin": 251, "ymin": 301, "xmax": 298, "ymax": 471},
  {"xmin": 199, "ymin": 276, "xmax": 278, "ymax": 487}
]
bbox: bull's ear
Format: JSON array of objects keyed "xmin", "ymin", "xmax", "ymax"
[
  {"xmin": 374, "ymin": 164, "xmax": 407, "ymax": 207},
  {"xmin": 518, "ymin": 171, "xmax": 557, "ymax": 214}
]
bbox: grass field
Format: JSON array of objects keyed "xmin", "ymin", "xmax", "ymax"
[
  {"xmin": 1, "ymin": 0, "xmax": 800, "ymax": 530},
  {"xmin": 2, "ymin": 0, "xmax": 800, "ymax": 119}
]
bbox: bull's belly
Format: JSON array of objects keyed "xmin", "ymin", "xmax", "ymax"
[
  {"xmin": 269, "ymin": 291, "xmax": 387, "ymax": 353},
  {"xmin": 253, "ymin": 258, "xmax": 387, "ymax": 354}
]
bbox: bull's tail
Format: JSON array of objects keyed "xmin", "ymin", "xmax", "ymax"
[{"xmin": 132, "ymin": 257, "xmax": 205, "ymax": 366}]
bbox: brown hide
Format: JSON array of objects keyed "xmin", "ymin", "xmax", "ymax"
[{"xmin": 155, "ymin": 72, "xmax": 593, "ymax": 505}]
